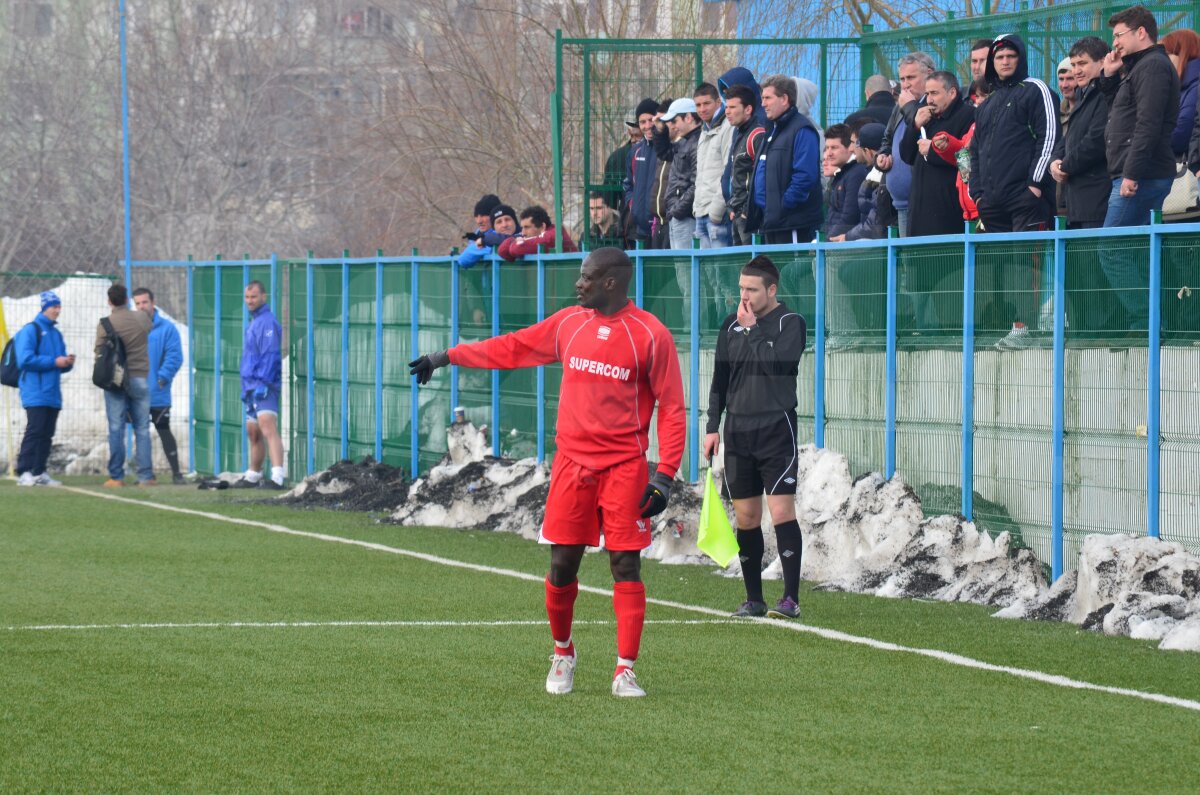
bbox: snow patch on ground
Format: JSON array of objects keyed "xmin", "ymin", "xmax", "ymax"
[
  {"xmin": 291, "ymin": 431, "xmax": 1198, "ymax": 654},
  {"xmin": 999, "ymin": 534, "xmax": 1200, "ymax": 652}
]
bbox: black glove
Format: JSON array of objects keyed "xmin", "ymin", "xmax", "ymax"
[
  {"xmin": 408, "ymin": 350, "xmax": 450, "ymax": 385},
  {"xmin": 463, "ymin": 231, "xmax": 482, "ymax": 242},
  {"xmin": 638, "ymin": 471, "xmax": 674, "ymax": 518}
]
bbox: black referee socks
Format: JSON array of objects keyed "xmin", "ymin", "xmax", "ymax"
[
  {"xmin": 736, "ymin": 527, "xmax": 765, "ymax": 602},
  {"xmin": 774, "ymin": 520, "xmax": 803, "ymax": 601}
]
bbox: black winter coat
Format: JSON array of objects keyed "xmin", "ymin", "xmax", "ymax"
[
  {"xmin": 823, "ymin": 160, "xmax": 867, "ymax": 238},
  {"xmin": 845, "ymin": 91, "xmax": 897, "ymax": 128},
  {"xmin": 969, "ymin": 35, "xmax": 1060, "ymax": 211},
  {"xmin": 900, "ymin": 93, "xmax": 975, "ymax": 236},
  {"xmin": 1096, "ymin": 44, "xmax": 1180, "ymax": 181},
  {"xmin": 1053, "ymin": 81, "xmax": 1112, "ymax": 224}
]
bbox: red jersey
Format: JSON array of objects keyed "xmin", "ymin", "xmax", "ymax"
[{"xmin": 448, "ymin": 301, "xmax": 686, "ymax": 478}]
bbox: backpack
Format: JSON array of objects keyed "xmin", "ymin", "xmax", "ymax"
[
  {"xmin": 92, "ymin": 317, "xmax": 127, "ymax": 392},
  {"xmin": 1, "ymin": 324, "xmax": 43, "ymax": 388}
]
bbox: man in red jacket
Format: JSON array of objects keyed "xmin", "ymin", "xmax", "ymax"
[
  {"xmin": 497, "ymin": 205, "xmax": 577, "ymax": 260},
  {"xmin": 409, "ymin": 247, "xmax": 686, "ymax": 698}
]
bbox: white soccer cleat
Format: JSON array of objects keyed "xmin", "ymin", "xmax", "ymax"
[
  {"xmin": 546, "ymin": 652, "xmax": 576, "ymax": 695},
  {"xmin": 16, "ymin": 472, "xmax": 35, "ymax": 487},
  {"xmin": 611, "ymin": 668, "xmax": 646, "ymax": 698},
  {"xmin": 34, "ymin": 473, "xmax": 61, "ymax": 487}
]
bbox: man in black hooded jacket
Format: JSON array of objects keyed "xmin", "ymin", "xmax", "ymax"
[{"xmin": 969, "ymin": 34, "xmax": 1060, "ymax": 234}]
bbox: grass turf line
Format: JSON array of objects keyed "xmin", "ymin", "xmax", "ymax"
[{"xmin": 1, "ymin": 481, "xmax": 1198, "ymax": 792}]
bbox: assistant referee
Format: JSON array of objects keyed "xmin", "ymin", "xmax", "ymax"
[{"xmin": 703, "ymin": 255, "xmax": 807, "ymax": 619}]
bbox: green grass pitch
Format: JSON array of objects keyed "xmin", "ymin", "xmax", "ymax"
[{"xmin": 2, "ymin": 479, "xmax": 1198, "ymax": 793}]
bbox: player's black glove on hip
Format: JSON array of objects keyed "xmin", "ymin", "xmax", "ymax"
[
  {"xmin": 408, "ymin": 350, "xmax": 450, "ymax": 385},
  {"xmin": 639, "ymin": 471, "xmax": 674, "ymax": 518}
]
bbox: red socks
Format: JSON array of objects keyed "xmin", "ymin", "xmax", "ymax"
[
  {"xmin": 612, "ymin": 580, "xmax": 646, "ymax": 663},
  {"xmin": 545, "ymin": 578, "xmax": 578, "ymax": 656}
]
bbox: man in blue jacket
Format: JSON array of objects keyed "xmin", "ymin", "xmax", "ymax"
[
  {"xmin": 14, "ymin": 291, "xmax": 74, "ymax": 486},
  {"xmin": 753, "ymin": 74, "xmax": 822, "ymax": 244},
  {"xmin": 234, "ymin": 280, "xmax": 285, "ymax": 489},
  {"xmin": 133, "ymin": 288, "xmax": 185, "ymax": 483}
]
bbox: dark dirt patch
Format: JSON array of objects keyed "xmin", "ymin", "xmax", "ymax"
[{"xmin": 280, "ymin": 457, "xmax": 410, "ymax": 513}]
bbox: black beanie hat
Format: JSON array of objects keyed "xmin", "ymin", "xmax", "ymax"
[
  {"xmin": 634, "ymin": 98, "xmax": 659, "ymax": 119},
  {"xmin": 474, "ymin": 193, "xmax": 502, "ymax": 217},
  {"xmin": 491, "ymin": 204, "xmax": 517, "ymax": 224}
]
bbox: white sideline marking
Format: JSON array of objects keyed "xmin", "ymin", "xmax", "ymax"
[
  {"xmin": 58, "ymin": 486, "xmax": 1200, "ymax": 713},
  {"xmin": 6, "ymin": 619, "xmax": 741, "ymax": 632}
]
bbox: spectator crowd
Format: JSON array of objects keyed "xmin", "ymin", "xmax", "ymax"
[{"xmin": 455, "ymin": 6, "xmax": 1189, "ymax": 348}]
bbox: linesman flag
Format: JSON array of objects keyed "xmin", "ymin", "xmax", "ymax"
[{"xmin": 697, "ymin": 469, "xmax": 738, "ymax": 567}]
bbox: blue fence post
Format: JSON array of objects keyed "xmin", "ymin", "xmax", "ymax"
[
  {"xmin": 814, "ymin": 235, "xmax": 826, "ymax": 448},
  {"xmin": 634, "ymin": 240, "xmax": 644, "ymax": 309},
  {"xmin": 536, "ymin": 248, "xmax": 546, "ymax": 464},
  {"xmin": 241, "ymin": 255, "xmax": 250, "ymax": 473},
  {"xmin": 213, "ymin": 255, "xmax": 222, "ymax": 475},
  {"xmin": 410, "ymin": 248, "xmax": 420, "ymax": 477},
  {"xmin": 186, "ymin": 255, "xmax": 195, "ymax": 474},
  {"xmin": 340, "ymin": 250, "xmax": 350, "ymax": 461},
  {"xmin": 450, "ymin": 249, "xmax": 460, "ymax": 419},
  {"xmin": 689, "ymin": 240, "xmax": 701, "ymax": 481},
  {"xmin": 1148, "ymin": 212, "xmax": 1163, "ymax": 539},
  {"xmin": 961, "ymin": 224, "xmax": 975, "ymax": 521},
  {"xmin": 490, "ymin": 253, "xmax": 501, "ymax": 458},
  {"xmin": 885, "ymin": 229, "xmax": 897, "ymax": 480},
  {"xmin": 1051, "ymin": 218, "xmax": 1067, "ymax": 580},
  {"xmin": 305, "ymin": 251, "xmax": 315, "ymax": 476},
  {"xmin": 375, "ymin": 249, "xmax": 384, "ymax": 462}
]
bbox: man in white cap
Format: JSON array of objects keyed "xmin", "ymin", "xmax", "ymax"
[
  {"xmin": 659, "ymin": 96, "xmax": 703, "ymax": 250},
  {"xmin": 14, "ymin": 291, "xmax": 75, "ymax": 486},
  {"xmin": 1058, "ymin": 56, "xmax": 1079, "ymax": 126}
]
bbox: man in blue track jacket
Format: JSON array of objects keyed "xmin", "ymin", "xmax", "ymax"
[
  {"xmin": 234, "ymin": 280, "xmax": 285, "ymax": 489},
  {"xmin": 133, "ymin": 288, "xmax": 185, "ymax": 483},
  {"xmin": 14, "ymin": 291, "xmax": 74, "ymax": 486}
]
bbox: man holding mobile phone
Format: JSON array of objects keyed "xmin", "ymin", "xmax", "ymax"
[{"xmin": 14, "ymin": 291, "xmax": 75, "ymax": 487}]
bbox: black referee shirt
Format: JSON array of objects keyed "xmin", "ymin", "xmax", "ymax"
[{"xmin": 705, "ymin": 301, "xmax": 806, "ymax": 434}]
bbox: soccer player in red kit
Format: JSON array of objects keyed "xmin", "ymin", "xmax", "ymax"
[{"xmin": 409, "ymin": 247, "xmax": 686, "ymax": 697}]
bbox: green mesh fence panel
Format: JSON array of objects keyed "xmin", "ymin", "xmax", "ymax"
[
  {"xmin": 287, "ymin": 260, "xmax": 308, "ymax": 479},
  {"xmin": 861, "ymin": 2, "xmax": 1200, "ymax": 87},
  {"xmin": 381, "ymin": 260, "xmax": 415, "ymax": 469}
]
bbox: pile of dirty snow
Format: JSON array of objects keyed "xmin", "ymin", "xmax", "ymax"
[
  {"xmin": 996, "ymin": 534, "xmax": 1200, "ymax": 652},
  {"xmin": 281, "ymin": 457, "xmax": 409, "ymax": 512},
  {"xmin": 283, "ymin": 425, "xmax": 1200, "ymax": 653}
]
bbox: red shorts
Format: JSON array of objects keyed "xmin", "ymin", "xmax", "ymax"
[{"xmin": 542, "ymin": 453, "xmax": 652, "ymax": 551}]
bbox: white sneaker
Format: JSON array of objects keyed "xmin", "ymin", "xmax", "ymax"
[
  {"xmin": 611, "ymin": 668, "xmax": 646, "ymax": 698},
  {"xmin": 16, "ymin": 472, "xmax": 35, "ymax": 487},
  {"xmin": 546, "ymin": 652, "xmax": 576, "ymax": 695},
  {"xmin": 34, "ymin": 473, "xmax": 61, "ymax": 487},
  {"xmin": 994, "ymin": 323, "xmax": 1032, "ymax": 351}
]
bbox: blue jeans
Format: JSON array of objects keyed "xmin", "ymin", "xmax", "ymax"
[
  {"xmin": 696, "ymin": 217, "xmax": 732, "ymax": 249},
  {"xmin": 669, "ymin": 216, "xmax": 696, "ymax": 250},
  {"xmin": 1099, "ymin": 176, "xmax": 1173, "ymax": 329},
  {"xmin": 105, "ymin": 376, "xmax": 153, "ymax": 481}
]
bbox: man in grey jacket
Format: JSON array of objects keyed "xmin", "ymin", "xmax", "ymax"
[{"xmin": 693, "ymin": 83, "xmax": 735, "ymax": 249}]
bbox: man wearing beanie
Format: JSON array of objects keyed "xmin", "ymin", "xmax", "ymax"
[
  {"xmin": 458, "ymin": 193, "xmax": 504, "ymax": 270},
  {"xmin": 95, "ymin": 283, "xmax": 154, "ymax": 486},
  {"xmin": 13, "ymin": 291, "xmax": 74, "ymax": 486},
  {"xmin": 623, "ymin": 98, "xmax": 661, "ymax": 247}
]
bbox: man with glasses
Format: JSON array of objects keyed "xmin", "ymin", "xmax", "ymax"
[{"xmin": 1095, "ymin": 4, "xmax": 1180, "ymax": 332}]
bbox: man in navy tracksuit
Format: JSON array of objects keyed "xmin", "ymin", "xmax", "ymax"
[
  {"xmin": 14, "ymin": 291, "xmax": 74, "ymax": 486},
  {"xmin": 623, "ymin": 98, "xmax": 660, "ymax": 247},
  {"xmin": 753, "ymin": 74, "xmax": 822, "ymax": 244},
  {"xmin": 133, "ymin": 288, "xmax": 185, "ymax": 483},
  {"xmin": 234, "ymin": 280, "xmax": 285, "ymax": 489}
]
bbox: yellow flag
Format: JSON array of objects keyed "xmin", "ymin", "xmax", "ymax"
[{"xmin": 697, "ymin": 469, "xmax": 739, "ymax": 567}]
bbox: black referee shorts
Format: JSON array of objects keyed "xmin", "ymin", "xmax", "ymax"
[{"xmin": 722, "ymin": 412, "xmax": 799, "ymax": 500}]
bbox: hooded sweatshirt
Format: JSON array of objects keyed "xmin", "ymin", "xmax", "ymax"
[
  {"xmin": 969, "ymin": 34, "xmax": 1060, "ymax": 209},
  {"xmin": 719, "ymin": 67, "xmax": 768, "ymax": 219}
]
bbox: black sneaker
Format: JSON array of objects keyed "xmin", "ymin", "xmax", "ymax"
[
  {"xmin": 258, "ymin": 479, "xmax": 285, "ymax": 490},
  {"xmin": 732, "ymin": 600, "xmax": 768, "ymax": 618},
  {"xmin": 172, "ymin": 474, "xmax": 187, "ymax": 485},
  {"xmin": 231, "ymin": 478, "xmax": 261, "ymax": 489}
]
